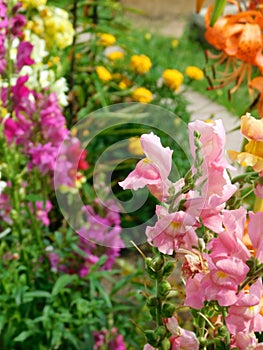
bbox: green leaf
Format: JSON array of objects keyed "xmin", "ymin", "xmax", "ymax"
[
  {"xmin": 210, "ymin": 0, "xmax": 226, "ymax": 26},
  {"xmin": 14, "ymin": 330, "xmax": 33, "ymax": 342},
  {"xmin": 51, "ymin": 274, "xmax": 78, "ymax": 296},
  {"xmin": 23, "ymin": 290, "xmax": 51, "ymax": 303},
  {"xmin": 0, "ymin": 315, "xmax": 6, "ymax": 332}
]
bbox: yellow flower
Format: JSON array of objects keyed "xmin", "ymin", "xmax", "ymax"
[
  {"xmin": 145, "ymin": 33, "xmax": 152, "ymax": 40},
  {"xmin": 132, "ymin": 87, "xmax": 153, "ymax": 103},
  {"xmin": 128, "ymin": 137, "xmax": 144, "ymax": 155},
  {"xmin": 98, "ymin": 33, "xmax": 116, "ymax": 46},
  {"xmin": 228, "ymin": 113, "xmax": 263, "ymax": 173},
  {"xmin": 107, "ymin": 51, "xmax": 124, "ymax": 61},
  {"xmin": 21, "ymin": 0, "xmax": 47, "ymax": 8},
  {"xmin": 162, "ymin": 69, "xmax": 184, "ymax": 91},
  {"xmin": 40, "ymin": 7, "xmax": 75, "ymax": 49},
  {"xmin": 171, "ymin": 39, "xmax": 179, "ymax": 48},
  {"xmin": 130, "ymin": 54, "xmax": 152, "ymax": 75},
  {"xmin": 118, "ymin": 76, "xmax": 132, "ymax": 90},
  {"xmin": 185, "ymin": 66, "xmax": 204, "ymax": 80},
  {"xmin": 96, "ymin": 66, "xmax": 112, "ymax": 82}
]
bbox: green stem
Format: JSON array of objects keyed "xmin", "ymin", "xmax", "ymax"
[{"xmin": 231, "ymin": 171, "xmax": 258, "ymax": 184}]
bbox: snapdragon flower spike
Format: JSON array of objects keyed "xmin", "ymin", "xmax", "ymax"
[
  {"xmin": 186, "ymin": 119, "xmax": 237, "ymax": 232},
  {"xmin": 119, "ymin": 133, "xmax": 173, "ymax": 201}
]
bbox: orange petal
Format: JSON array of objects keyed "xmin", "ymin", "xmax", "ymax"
[{"xmin": 196, "ymin": 0, "xmax": 205, "ymax": 13}]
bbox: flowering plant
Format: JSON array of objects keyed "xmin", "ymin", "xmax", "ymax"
[{"xmin": 119, "ymin": 114, "xmax": 263, "ymax": 349}]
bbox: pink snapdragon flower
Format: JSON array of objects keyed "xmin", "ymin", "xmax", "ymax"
[
  {"xmin": 226, "ymin": 278, "xmax": 263, "ymax": 334},
  {"xmin": 146, "ymin": 205, "xmax": 198, "ymax": 255},
  {"xmin": 207, "ymin": 208, "xmax": 250, "ymax": 262},
  {"xmin": 165, "ymin": 317, "xmax": 199, "ymax": 350},
  {"xmin": 93, "ymin": 328, "xmax": 126, "ymax": 350},
  {"xmin": 231, "ymin": 332, "xmax": 263, "ymax": 350},
  {"xmin": 188, "ymin": 119, "xmax": 231, "ymax": 170},
  {"xmin": 254, "ymin": 182, "xmax": 263, "ymax": 198},
  {"xmin": 248, "ymin": 211, "xmax": 263, "ymax": 262},
  {"xmin": 35, "ymin": 201, "xmax": 52, "ymax": 226},
  {"xmin": 186, "ymin": 119, "xmax": 237, "ymax": 232},
  {"xmin": 119, "ymin": 133, "xmax": 173, "ymax": 201}
]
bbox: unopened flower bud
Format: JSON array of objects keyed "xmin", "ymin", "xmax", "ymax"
[
  {"xmin": 162, "ymin": 261, "xmax": 175, "ymax": 278},
  {"xmin": 145, "ymin": 330, "xmax": 158, "ymax": 347},
  {"xmin": 161, "ymin": 302, "xmax": 176, "ymax": 318},
  {"xmin": 147, "ymin": 296, "xmax": 160, "ymax": 308},
  {"xmin": 158, "ymin": 281, "xmax": 171, "ymax": 298},
  {"xmin": 155, "ymin": 325, "xmax": 167, "ymax": 341},
  {"xmin": 161, "ymin": 337, "xmax": 171, "ymax": 350},
  {"xmin": 150, "ymin": 255, "xmax": 164, "ymax": 272}
]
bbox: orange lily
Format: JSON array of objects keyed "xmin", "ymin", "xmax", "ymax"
[{"xmin": 204, "ymin": 4, "xmax": 263, "ymax": 95}]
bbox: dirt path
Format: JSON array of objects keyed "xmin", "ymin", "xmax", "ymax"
[{"xmin": 120, "ymin": 0, "xmax": 214, "ymax": 36}]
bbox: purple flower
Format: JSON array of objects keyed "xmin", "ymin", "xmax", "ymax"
[
  {"xmin": 29, "ymin": 143, "xmax": 58, "ymax": 174},
  {"xmin": 16, "ymin": 41, "xmax": 35, "ymax": 70}
]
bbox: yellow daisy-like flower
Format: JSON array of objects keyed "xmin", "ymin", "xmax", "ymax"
[
  {"xmin": 132, "ymin": 87, "xmax": 153, "ymax": 103},
  {"xmin": 98, "ymin": 33, "xmax": 116, "ymax": 46},
  {"xmin": 96, "ymin": 66, "xmax": 112, "ymax": 82},
  {"xmin": 107, "ymin": 51, "xmax": 124, "ymax": 61},
  {"xmin": 128, "ymin": 137, "xmax": 144, "ymax": 155},
  {"xmin": 21, "ymin": 0, "xmax": 47, "ymax": 8},
  {"xmin": 185, "ymin": 66, "xmax": 204, "ymax": 80},
  {"xmin": 130, "ymin": 54, "xmax": 152, "ymax": 75},
  {"xmin": 162, "ymin": 69, "xmax": 184, "ymax": 91},
  {"xmin": 228, "ymin": 113, "xmax": 263, "ymax": 173}
]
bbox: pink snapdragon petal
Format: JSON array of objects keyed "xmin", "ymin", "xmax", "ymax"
[
  {"xmin": 146, "ymin": 206, "xmax": 198, "ymax": 255},
  {"xmin": 140, "ymin": 132, "xmax": 173, "ymax": 178},
  {"xmin": 248, "ymin": 211, "xmax": 263, "ymax": 262},
  {"xmin": 119, "ymin": 133, "xmax": 173, "ymax": 201}
]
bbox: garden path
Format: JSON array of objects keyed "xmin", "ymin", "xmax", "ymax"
[{"xmin": 121, "ymin": 0, "xmax": 243, "ymax": 153}]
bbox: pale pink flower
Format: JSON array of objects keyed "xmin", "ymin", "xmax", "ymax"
[
  {"xmin": 201, "ymin": 255, "xmax": 249, "ymax": 306},
  {"xmin": 188, "ymin": 119, "xmax": 231, "ymax": 170},
  {"xmin": 165, "ymin": 317, "xmax": 199, "ymax": 350},
  {"xmin": 146, "ymin": 205, "xmax": 198, "ymax": 255},
  {"xmin": 248, "ymin": 211, "xmax": 263, "ymax": 262},
  {"xmin": 230, "ymin": 332, "xmax": 262, "ymax": 350},
  {"xmin": 254, "ymin": 183, "xmax": 263, "ymax": 198},
  {"xmin": 119, "ymin": 133, "xmax": 173, "ymax": 201},
  {"xmin": 207, "ymin": 208, "xmax": 250, "ymax": 262},
  {"xmin": 226, "ymin": 279, "xmax": 263, "ymax": 335},
  {"xmin": 184, "ymin": 272, "xmax": 206, "ymax": 309},
  {"xmin": 185, "ymin": 168, "xmax": 236, "ymax": 233},
  {"xmin": 143, "ymin": 344, "xmax": 155, "ymax": 350}
]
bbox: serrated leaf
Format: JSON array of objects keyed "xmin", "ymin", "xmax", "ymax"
[{"xmin": 51, "ymin": 274, "xmax": 78, "ymax": 296}]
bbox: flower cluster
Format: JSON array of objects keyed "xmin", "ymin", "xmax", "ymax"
[
  {"xmin": 93, "ymin": 31, "xmax": 203, "ymax": 108},
  {"xmin": 120, "ymin": 115, "xmax": 263, "ymax": 348}
]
